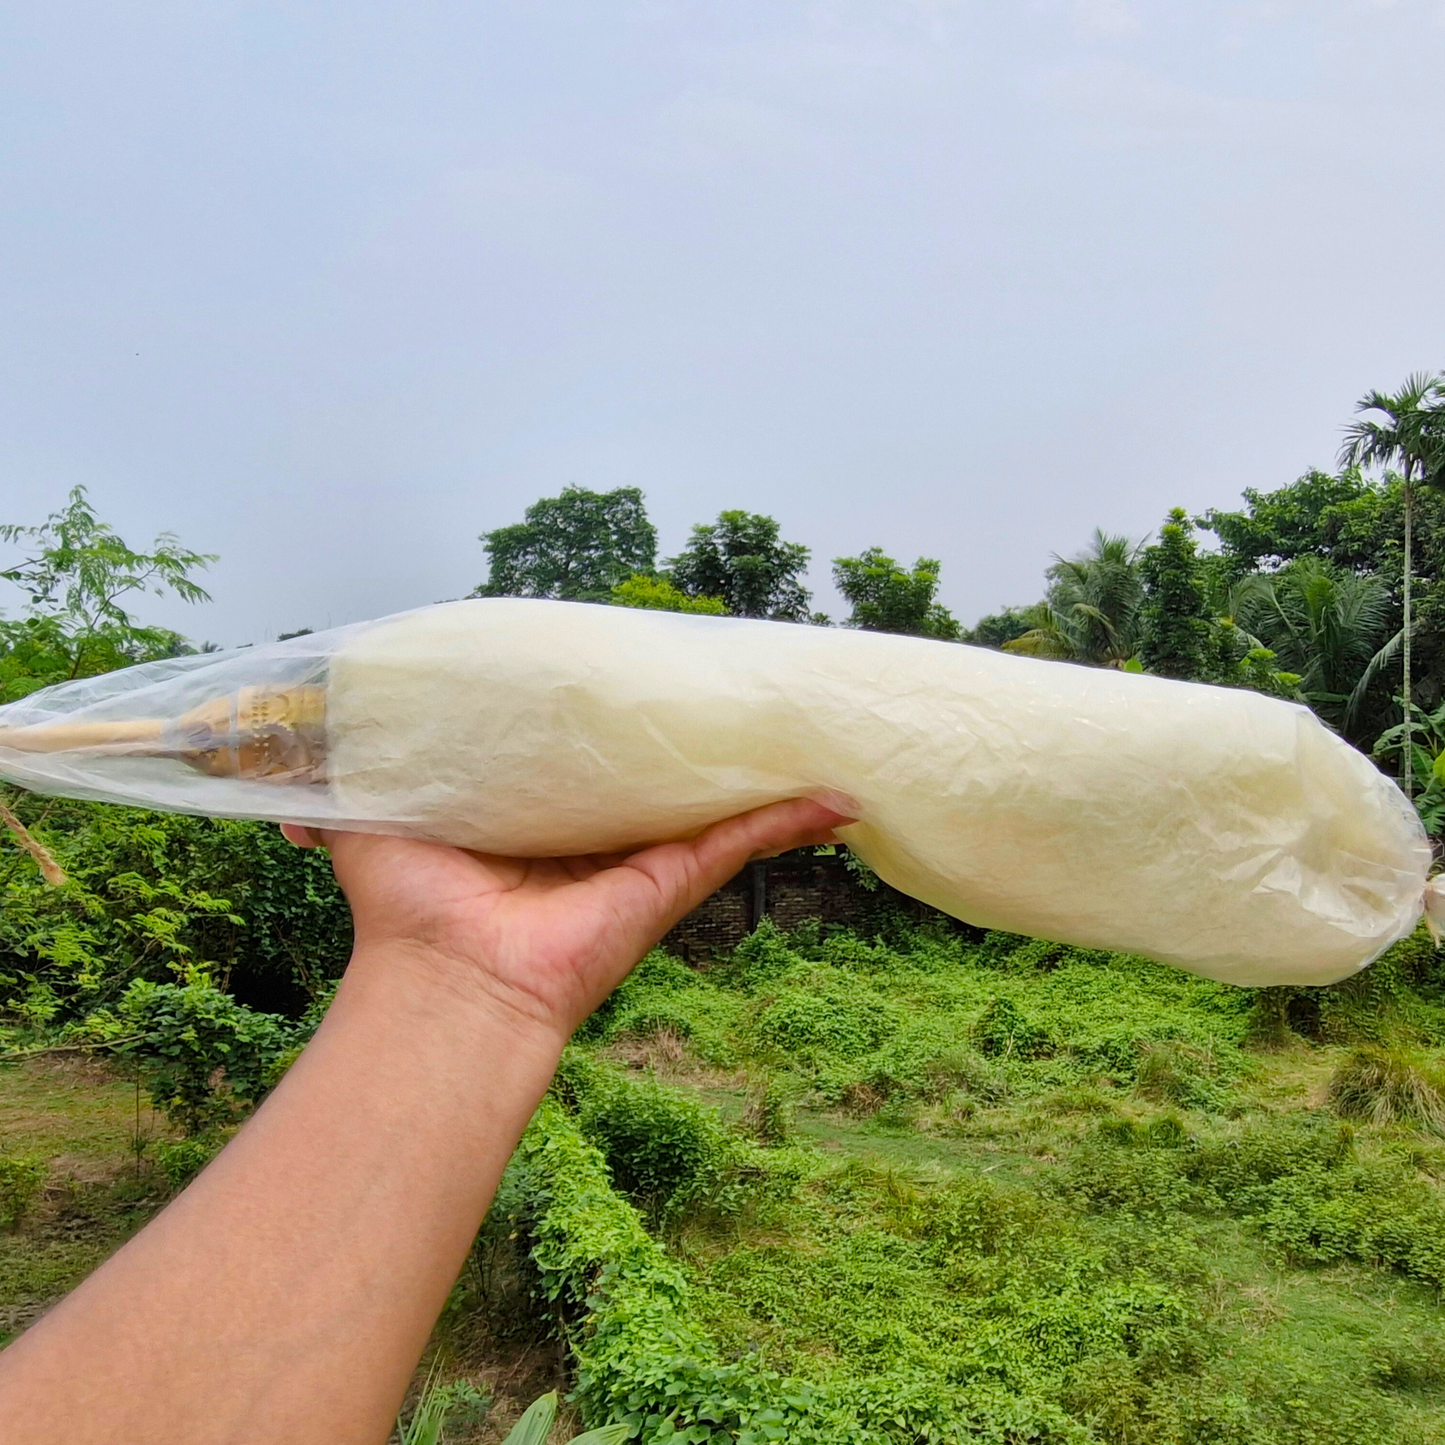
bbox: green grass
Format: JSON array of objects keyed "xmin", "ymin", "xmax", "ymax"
[{"xmin": 0, "ymin": 1056, "xmax": 166, "ymax": 1346}]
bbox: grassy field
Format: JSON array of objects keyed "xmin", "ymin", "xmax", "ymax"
[
  {"xmin": 0, "ymin": 1054, "xmax": 163, "ymax": 1345},
  {"xmin": 8, "ymin": 919, "xmax": 1445, "ymax": 1443}
]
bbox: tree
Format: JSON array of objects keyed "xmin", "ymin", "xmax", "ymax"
[
  {"xmin": 0, "ymin": 487, "xmax": 214, "ymax": 701},
  {"xmin": 1233, "ymin": 558, "xmax": 1393, "ymax": 741},
  {"xmin": 474, "ymin": 486, "xmax": 656, "ymax": 603},
  {"xmin": 1138, "ymin": 510, "xmax": 1213, "ymax": 681},
  {"xmin": 1004, "ymin": 530, "xmax": 1145, "ymax": 668},
  {"xmin": 963, "ymin": 607, "xmax": 1032, "ymax": 650},
  {"xmin": 609, "ymin": 573, "xmax": 728, "ymax": 615},
  {"xmin": 1339, "ymin": 373, "xmax": 1445, "ymax": 794},
  {"xmin": 831, "ymin": 549, "xmax": 960, "ymax": 640},
  {"xmin": 667, "ymin": 511, "xmax": 812, "ymax": 621}
]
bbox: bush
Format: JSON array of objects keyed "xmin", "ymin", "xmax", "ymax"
[
  {"xmin": 1327, "ymin": 1046, "xmax": 1445, "ymax": 1132},
  {"xmin": 723, "ymin": 919, "xmax": 802, "ymax": 990},
  {"xmin": 580, "ymin": 1076, "xmax": 737, "ymax": 1222},
  {"xmin": 118, "ymin": 979, "xmax": 295, "ymax": 1134},
  {"xmin": 754, "ymin": 984, "xmax": 891, "ymax": 1064},
  {"xmin": 0, "ymin": 802, "xmax": 350, "ymax": 1021},
  {"xmin": 973, "ymin": 996, "xmax": 1051, "ymax": 1060},
  {"xmin": 0, "ymin": 1155, "xmax": 47, "ymax": 1229}
]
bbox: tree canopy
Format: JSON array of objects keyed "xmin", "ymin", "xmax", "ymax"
[
  {"xmin": 667, "ymin": 511, "xmax": 812, "ymax": 621},
  {"xmin": 831, "ymin": 549, "xmax": 960, "ymax": 640},
  {"xmin": 0, "ymin": 486, "xmax": 214, "ymax": 702},
  {"xmin": 474, "ymin": 486, "xmax": 657, "ymax": 603}
]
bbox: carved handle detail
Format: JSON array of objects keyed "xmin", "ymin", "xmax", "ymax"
[{"xmin": 0, "ymin": 685, "xmax": 328, "ymax": 784}]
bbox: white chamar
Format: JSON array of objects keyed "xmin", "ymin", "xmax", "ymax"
[{"xmin": 324, "ymin": 598, "xmax": 1431, "ymax": 989}]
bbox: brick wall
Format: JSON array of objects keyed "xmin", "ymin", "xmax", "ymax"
[{"xmin": 660, "ymin": 847, "xmax": 935, "ymax": 960}]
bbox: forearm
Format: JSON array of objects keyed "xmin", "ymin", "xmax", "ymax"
[{"xmin": 0, "ymin": 945, "xmax": 564, "ymax": 1445}]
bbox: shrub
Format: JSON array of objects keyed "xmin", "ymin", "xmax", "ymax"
[
  {"xmin": 0, "ymin": 802, "xmax": 350, "ymax": 1020},
  {"xmin": 923, "ymin": 1046, "xmax": 1010, "ymax": 1104},
  {"xmin": 723, "ymin": 919, "xmax": 802, "ymax": 990},
  {"xmin": 1327, "ymin": 1046, "xmax": 1445, "ymax": 1132},
  {"xmin": 0, "ymin": 1155, "xmax": 47, "ymax": 1229},
  {"xmin": 754, "ymin": 984, "xmax": 891, "ymax": 1064},
  {"xmin": 118, "ymin": 979, "xmax": 294, "ymax": 1133},
  {"xmin": 973, "ymin": 996, "xmax": 1051, "ymax": 1060},
  {"xmin": 579, "ymin": 1076, "xmax": 737, "ymax": 1222}
]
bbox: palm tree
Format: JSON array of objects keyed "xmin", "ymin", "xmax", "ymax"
[
  {"xmin": 1004, "ymin": 530, "xmax": 1145, "ymax": 668},
  {"xmin": 1232, "ymin": 558, "xmax": 1394, "ymax": 744},
  {"xmin": 1339, "ymin": 372, "xmax": 1445, "ymax": 795}
]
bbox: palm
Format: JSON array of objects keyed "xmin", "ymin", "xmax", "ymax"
[
  {"xmin": 1338, "ymin": 372, "xmax": 1445, "ymax": 795},
  {"xmin": 287, "ymin": 796, "xmax": 849, "ymax": 1037}
]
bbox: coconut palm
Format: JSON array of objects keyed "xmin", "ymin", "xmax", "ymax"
[
  {"xmin": 1004, "ymin": 530, "xmax": 1145, "ymax": 668},
  {"xmin": 1339, "ymin": 372, "xmax": 1445, "ymax": 793}
]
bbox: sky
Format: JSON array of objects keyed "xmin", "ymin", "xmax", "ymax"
[{"xmin": 2, "ymin": 0, "xmax": 1444, "ymax": 646}]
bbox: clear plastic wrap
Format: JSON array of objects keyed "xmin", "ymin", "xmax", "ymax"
[{"xmin": 0, "ymin": 597, "xmax": 1433, "ymax": 987}]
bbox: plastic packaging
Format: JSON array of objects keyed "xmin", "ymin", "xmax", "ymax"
[{"xmin": 0, "ymin": 597, "xmax": 1433, "ymax": 987}]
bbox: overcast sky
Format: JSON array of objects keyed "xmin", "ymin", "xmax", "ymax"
[{"xmin": 2, "ymin": 1, "xmax": 1443, "ymax": 646}]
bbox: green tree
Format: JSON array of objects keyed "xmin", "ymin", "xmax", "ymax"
[
  {"xmin": 474, "ymin": 486, "xmax": 657, "ymax": 603},
  {"xmin": 831, "ymin": 548, "xmax": 960, "ymax": 640},
  {"xmin": 609, "ymin": 573, "xmax": 728, "ymax": 615},
  {"xmin": 1004, "ymin": 530, "xmax": 1144, "ymax": 668},
  {"xmin": 667, "ymin": 511, "xmax": 812, "ymax": 621},
  {"xmin": 0, "ymin": 487, "xmax": 214, "ymax": 701},
  {"xmin": 1339, "ymin": 373, "xmax": 1445, "ymax": 794},
  {"xmin": 1138, "ymin": 509, "xmax": 1213, "ymax": 681},
  {"xmin": 963, "ymin": 606, "xmax": 1032, "ymax": 650}
]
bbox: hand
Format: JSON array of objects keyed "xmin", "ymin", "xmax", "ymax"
[{"xmin": 282, "ymin": 796, "xmax": 854, "ymax": 1044}]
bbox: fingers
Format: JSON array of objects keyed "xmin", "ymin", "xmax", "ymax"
[
  {"xmin": 280, "ymin": 823, "xmax": 321, "ymax": 849},
  {"xmin": 641, "ymin": 796, "xmax": 857, "ymax": 922}
]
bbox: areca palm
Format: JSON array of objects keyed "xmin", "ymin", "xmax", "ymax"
[
  {"xmin": 1339, "ymin": 372, "xmax": 1445, "ymax": 793},
  {"xmin": 1004, "ymin": 530, "xmax": 1145, "ymax": 668}
]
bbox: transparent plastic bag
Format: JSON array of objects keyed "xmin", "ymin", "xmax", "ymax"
[{"xmin": 0, "ymin": 597, "xmax": 1433, "ymax": 986}]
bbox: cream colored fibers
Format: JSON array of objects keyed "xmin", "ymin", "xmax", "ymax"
[{"xmin": 0, "ymin": 598, "xmax": 1432, "ymax": 988}]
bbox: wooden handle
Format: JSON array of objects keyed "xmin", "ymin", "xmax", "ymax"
[{"xmin": 0, "ymin": 685, "xmax": 328, "ymax": 783}]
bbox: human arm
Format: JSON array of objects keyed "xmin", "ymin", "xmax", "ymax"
[{"xmin": 0, "ymin": 796, "xmax": 851, "ymax": 1445}]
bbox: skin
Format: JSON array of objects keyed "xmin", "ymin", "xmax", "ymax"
[{"xmin": 0, "ymin": 796, "xmax": 852, "ymax": 1445}]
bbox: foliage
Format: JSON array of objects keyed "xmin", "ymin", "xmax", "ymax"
[
  {"xmin": 666, "ymin": 511, "xmax": 813, "ymax": 622},
  {"xmin": 1137, "ymin": 509, "xmax": 1213, "ymax": 682},
  {"xmin": 831, "ymin": 548, "xmax": 961, "ymax": 640},
  {"xmin": 497, "ymin": 1389, "xmax": 628, "ymax": 1445},
  {"xmin": 0, "ymin": 800, "xmax": 351, "ymax": 1021},
  {"xmin": 0, "ymin": 486, "xmax": 214, "ymax": 700},
  {"xmin": 1004, "ymin": 530, "xmax": 1144, "ymax": 668},
  {"xmin": 741, "ymin": 1072, "xmax": 802, "ymax": 1146},
  {"xmin": 1234, "ymin": 557, "xmax": 1394, "ymax": 738},
  {"xmin": 0, "ymin": 1156, "xmax": 47, "ymax": 1229},
  {"xmin": 609, "ymin": 573, "xmax": 728, "ymax": 615},
  {"xmin": 394, "ymin": 1362, "xmax": 490, "ymax": 1445},
  {"xmin": 475, "ymin": 486, "xmax": 657, "ymax": 603},
  {"xmin": 962, "ymin": 606, "xmax": 1033, "ymax": 650},
  {"xmin": 117, "ymin": 979, "xmax": 295, "ymax": 1134},
  {"xmin": 578, "ymin": 1073, "xmax": 739, "ymax": 1223},
  {"xmin": 495, "ymin": 1098, "xmax": 1082, "ymax": 1443},
  {"xmin": 152, "ymin": 1131, "xmax": 231, "ymax": 1191}
]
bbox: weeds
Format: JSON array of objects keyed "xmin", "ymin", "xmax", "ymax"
[{"xmin": 1328, "ymin": 1046, "xmax": 1445, "ymax": 1133}]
